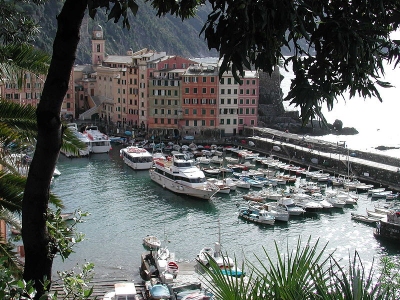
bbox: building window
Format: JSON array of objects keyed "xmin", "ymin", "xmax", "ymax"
[
  {"xmin": 193, "ymin": 88, "xmax": 197, "ymax": 94},
  {"xmin": 211, "ymin": 88, "xmax": 215, "ymax": 94},
  {"xmin": 239, "ymin": 119, "xmax": 243, "ymax": 124},
  {"xmin": 220, "ymin": 119, "xmax": 224, "ymax": 124},
  {"xmin": 202, "ymin": 77, "xmax": 207, "ymax": 83},
  {"xmin": 202, "ymin": 109, "xmax": 206, "ymax": 115},
  {"xmin": 193, "ymin": 109, "xmax": 197, "ymax": 115},
  {"xmin": 185, "ymin": 88, "xmax": 189, "ymax": 93},
  {"xmin": 202, "ymin": 88, "xmax": 206, "ymax": 93}
]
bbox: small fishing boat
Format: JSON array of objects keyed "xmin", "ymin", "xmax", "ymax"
[
  {"xmin": 197, "ymin": 246, "xmax": 215, "ymax": 265},
  {"xmin": 238, "ymin": 206, "xmax": 275, "ymax": 225},
  {"xmin": 351, "ymin": 213, "xmax": 381, "ymax": 225},
  {"xmin": 143, "ymin": 235, "xmax": 161, "ymax": 249}
]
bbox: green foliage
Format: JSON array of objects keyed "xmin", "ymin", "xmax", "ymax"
[
  {"xmin": 0, "ymin": 257, "xmax": 37, "ymax": 299},
  {"xmin": 46, "ymin": 209, "xmax": 88, "ymax": 261},
  {"xmin": 52, "ymin": 262, "xmax": 95, "ymax": 299},
  {"xmin": 199, "ymin": 237, "xmax": 397, "ymax": 300}
]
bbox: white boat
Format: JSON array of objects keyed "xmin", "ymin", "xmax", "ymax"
[
  {"xmin": 226, "ymin": 177, "xmax": 251, "ymax": 189},
  {"xmin": 143, "ymin": 235, "xmax": 161, "ymax": 249},
  {"xmin": 120, "ymin": 146, "xmax": 153, "ymax": 170},
  {"xmin": 53, "ymin": 167, "xmax": 61, "ymax": 177},
  {"xmin": 275, "ymin": 197, "xmax": 306, "ymax": 216},
  {"xmin": 103, "ymin": 282, "xmax": 139, "ymax": 300},
  {"xmin": 197, "ymin": 246, "xmax": 215, "ymax": 265},
  {"xmin": 62, "ymin": 123, "xmax": 90, "ymax": 157},
  {"xmin": 225, "ymin": 156, "xmax": 239, "ymax": 163},
  {"xmin": 292, "ymin": 193, "xmax": 323, "ymax": 212},
  {"xmin": 207, "ymin": 178, "xmax": 231, "ymax": 194},
  {"xmin": 149, "ymin": 153, "xmax": 220, "ymax": 200},
  {"xmin": 238, "ymin": 206, "xmax": 275, "ymax": 225},
  {"xmin": 371, "ymin": 190, "xmax": 393, "ymax": 199},
  {"xmin": 249, "ymin": 202, "xmax": 289, "ymax": 222},
  {"xmin": 82, "ymin": 125, "xmax": 112, "ymax": 153},
  {"xmin": 311, "ymin": 193, "xmax": 333, "ymax": 210},
  {"xmin": 202, "ymin": 167, "xmax": 222, "ymax": 176},
  {"xmin": 351, "ymin": 213, "xmax": 381, "ymax": 224},
  {"xmin": 210, "ymin": 155, "xmax": 223, "ymax": 164},
  {"xmin": 196, "ymin": 156, "xmax": 211, "ymax": 165}
]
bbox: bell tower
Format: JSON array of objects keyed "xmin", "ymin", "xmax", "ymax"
[{"xmin": 92, "ymin": 24, "xmax": 105, "ymax": 66}]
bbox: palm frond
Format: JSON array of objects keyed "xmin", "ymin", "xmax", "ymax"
[
  {"xmin": 0, "ymin": 170, "xmax": 25, "ymax": 213},
  {"xmin": 0, "ymin": 238, "xmax": 23, "ymax": 278},
  {"xmin": 0, "ymin": 99, "xmax": 38, "ymax": 147},
  {"xmin": 61, "ymin": 125, "xmax": 89, "ymax": 157},
  {"xmin": 0, "ymin": 43, "xmax": 50, "ymax": 88}
]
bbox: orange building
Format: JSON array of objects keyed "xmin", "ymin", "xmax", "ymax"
[{"xmin": 181, "ymin": 64, "xmax": 219, "ymax": 137}]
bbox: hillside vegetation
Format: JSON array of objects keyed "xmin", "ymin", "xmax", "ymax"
[{"xmin": 29, "ymin": 0, "xmax": 218, "ymax": 64}]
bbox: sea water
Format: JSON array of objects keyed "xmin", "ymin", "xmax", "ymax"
[{"xmin": 51, "ymin": 146, "xmax": 400, "ymax": 280}]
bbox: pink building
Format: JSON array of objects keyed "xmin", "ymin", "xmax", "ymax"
[{"xmin": 237, "ymin": 71, "xmax": 259, "ymax": 135}]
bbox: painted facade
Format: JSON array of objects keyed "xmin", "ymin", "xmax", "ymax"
[{"xmin": 0, "ymin": 25, "xmax": 260, "ymax": 137}]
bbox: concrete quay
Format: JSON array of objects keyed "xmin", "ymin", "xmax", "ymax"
[{"xmin": 243, "ymin": 127, "xmax": 400, "ymax": 192}]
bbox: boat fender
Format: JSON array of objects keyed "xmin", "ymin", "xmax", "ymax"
[{"xmin": 163, "ymin": 185, "xmax": 166, "ymax": 189}]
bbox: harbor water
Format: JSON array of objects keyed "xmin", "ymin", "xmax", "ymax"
[{"xmin": 51, "ymin": 145, "xmax": 400, "ymax": 280}]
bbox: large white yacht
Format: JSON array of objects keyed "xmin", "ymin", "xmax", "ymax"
[
  {"xmin": 82, "ymin": 125, "xmax": 112, "ymax": 153},
  {"xmin": 149, "ymin": 153, "xmax": 219, "ymax": 200}
]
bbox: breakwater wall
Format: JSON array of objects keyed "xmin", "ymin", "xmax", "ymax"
[{"xmin": 243, "ymin": 127, "xmax": 400, "ymax": 191}]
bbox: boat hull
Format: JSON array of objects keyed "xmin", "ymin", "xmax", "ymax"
[{"xmin": 149, "ymin": 169, "xmax": 218, "ymax": 200}]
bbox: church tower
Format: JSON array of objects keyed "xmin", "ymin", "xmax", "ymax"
[{"xmin": 92, "ymin": 24, "xmax": 105, "ymax": 66}]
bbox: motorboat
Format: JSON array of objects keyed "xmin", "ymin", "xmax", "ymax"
[
  {"xmin": 82, "ymin": 125, "xmax": 112, "ymax": 153},
  {"xmin": 120, "ymin": 146, "xmax": 154, "ymax": 170},
  {"xmin": 351, "ymin": 212, "xmax": 381, "ymax": 225},
  {"xmin": 238, "ymin": 206, "xmax": 275, "ymax": 225},
  {"xmin": 202, "ymin": 167, "xmax": 222, "ymax": 177},
  {"xmin": 207, "ymin": 178, "xmax": 231, "ymax": 194},
  {"xmin": 310, "ymin": 193, "xmax": 333, "ymax": 210},
  {"xmin": 143, "ymin": 235, "xmax": 161, "ymax": 249},
  {"xmin": 149, "ymin": 153, "xmax": 219, "ymax": 200},
  {"xmin": 196, "ymin": 156, "xmax": 211, "ymax": 165},
  {"xmin": 249, "ymin": 202, "xmax": 289, "ymax": 222},
  {"xmin": 103, "ymin": 282, "xmax": 139, "ymax": 300},
  {"xmin": 62, "ymin": 123, "xmax": 90, "ymax": 157},
  {"xmin": 210, "ymin": 155, "xmax": 223, "ymax": 164},
  {"xmin": 291, "ymin": 193, "xmax": 323, "ymax": 212},
  {"xmin": 224, "ymin": 177, "xmax": 250, "ymax": 189},
  {"xmin": 210, "ymin": 242, "xmax": 245, "ymax": 277},
  {"xmin": 274, "ymin": 197, "xmax": 306, "ymax": 216}
]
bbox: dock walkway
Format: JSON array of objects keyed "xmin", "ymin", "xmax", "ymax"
[{"xmin": 245, "ymin": 127, "xmax": 400, "ymax": 191}]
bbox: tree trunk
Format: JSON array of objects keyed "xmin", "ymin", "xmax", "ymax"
[{"xmin": 22, "ymin": 0, "xmax": 87, "ymax": 298}]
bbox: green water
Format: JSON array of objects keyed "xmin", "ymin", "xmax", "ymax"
[{"xmin": 51, "ymin": 145, "xmax": 400, "ymax": 280}]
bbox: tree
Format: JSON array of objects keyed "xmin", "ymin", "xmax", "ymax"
[{"xmin": 21, "ymin": 0, "xmax": 400, "ymax": 298}]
